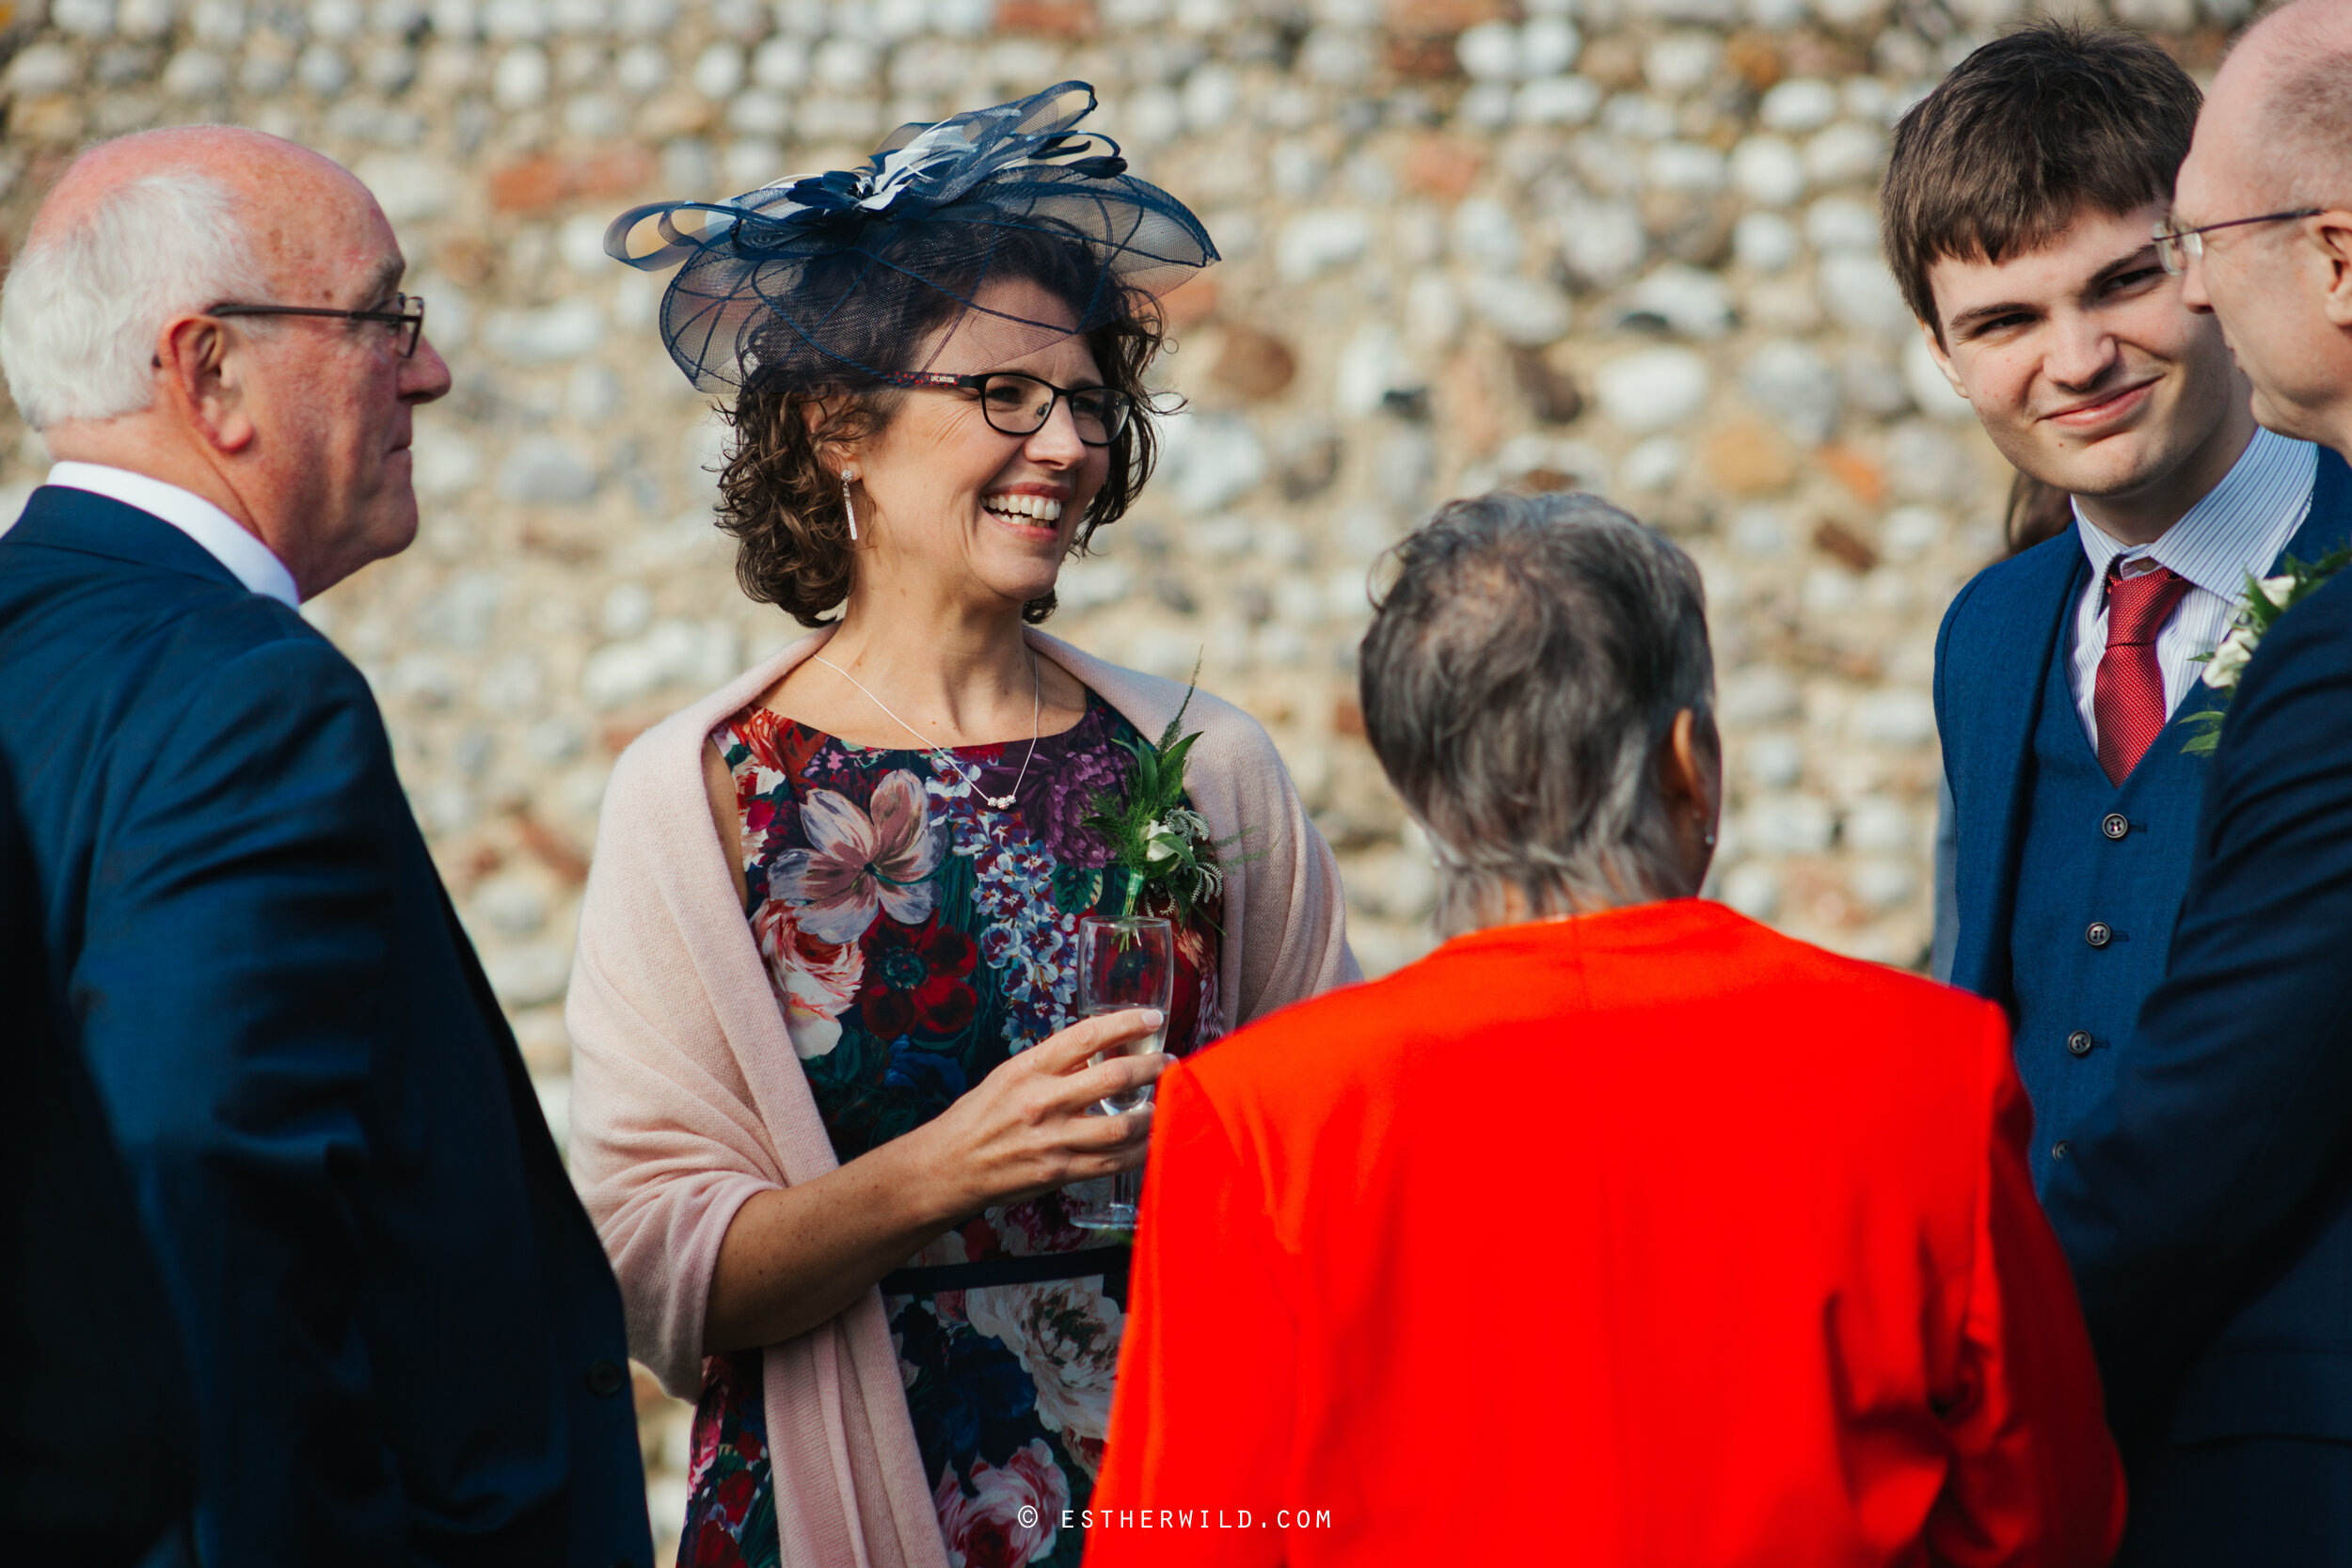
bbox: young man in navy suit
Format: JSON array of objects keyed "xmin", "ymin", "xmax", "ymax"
[
  {"xmin": 1888, "ymin": 23, "xmax": 2352, "ymax": 1196},
  {"xmin": 0, "ymin": 129, "xmax": 651, "ymax": 1565},
  {"xmin": 2034, "ymin": 2, "xmax": 2352, "ymax": 1557}
]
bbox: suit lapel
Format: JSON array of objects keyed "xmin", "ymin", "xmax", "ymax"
[
  {"xmin": 3, "ymin": 486, "xmax": 247, "ymax": 595},
  {"xmin": 1949, "ymin": 536, "xmax": 2088, "ymax": 1006},
  {"xmin": 2282, "ymin": 448, "xmax": 2352, "ymax": 562}
]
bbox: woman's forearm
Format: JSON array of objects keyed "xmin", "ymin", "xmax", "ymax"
[
  {"xmin": 699, "ymin": 1012, "xmax": 1162, "ymax": 1353},
  {"xmin": 702, "ymin": 1133, "xmax": 960, "ymax": 1353}
]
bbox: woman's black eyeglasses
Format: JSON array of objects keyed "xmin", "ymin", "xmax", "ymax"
[
  {"xmin": 209, "ymin": 293, "xmax": 427, "ymax": 356},
  {"xmin": 2153, "ymin": 210, "xmax": 2324, "ymax": 275},
  {"xmin": 883, "ymin": 370, "xmax": 1134, "ymax": 448}
]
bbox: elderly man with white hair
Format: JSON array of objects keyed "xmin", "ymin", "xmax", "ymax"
[
  {"xmin": 0, "ymin": 127, "xmax": 652, "ymax": 1566},
  {"xmin": 2039, "ymin": 4, "xmax": 2352, "ymax": 1561}
]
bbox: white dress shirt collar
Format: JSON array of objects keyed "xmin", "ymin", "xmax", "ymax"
[
  {"xmin": 2061, "ymin": 426, "xmax": 2319, "ymax": 749},
  {"xmin": 2070, "ymin": 426, "xmax": 2317, "ymax": 598},
  {"xmin": 45, "ymin": 461, "xmax": 301, "ymax": 610}
]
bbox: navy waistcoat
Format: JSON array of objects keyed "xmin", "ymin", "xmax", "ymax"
[{"xmin": 2009, "ymin": 618, "xmax": 2218, "ymax": 1190}]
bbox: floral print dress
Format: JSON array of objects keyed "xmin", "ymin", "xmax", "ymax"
[{"xmin": 679, "ymin": 689, "xmax": 1222, "ymax": 1568}]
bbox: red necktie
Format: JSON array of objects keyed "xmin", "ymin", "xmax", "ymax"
[{"xmin": 2094, "ymin": 561, "xmax": 2192, "ymax": 785}]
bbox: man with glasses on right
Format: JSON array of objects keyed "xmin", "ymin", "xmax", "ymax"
[{"xmin": 2040, "ymin": 1, "xmax": 2352, "ymax": 1560}]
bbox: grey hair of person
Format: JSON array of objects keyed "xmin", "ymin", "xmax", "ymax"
[
  {"xmin": 1359, "ymin": 490, "xmax": 1715, "ymax": 935},
  {"xmin": 0, "ymin": 168, "xmax": 268, "ymax": 432}
]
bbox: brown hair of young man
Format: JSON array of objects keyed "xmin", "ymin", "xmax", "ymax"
[{"xmin": 1882, "ymin": 21, "xmax": 2202, "ymax": 343}]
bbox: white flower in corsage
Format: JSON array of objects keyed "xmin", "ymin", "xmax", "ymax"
[
  {"xmin": 1083, "ymin": 675, "xmax": 1232, "ymax": 923},
  {"xmin": 2183, "ymin": 548, "xmax": 2351, "ymax": 754},
  {"xmin": 1142, "ymin": 817, "xmax": 1188, "ymax": 868}
]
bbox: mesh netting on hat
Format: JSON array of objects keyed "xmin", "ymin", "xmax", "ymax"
[{"xmin": 605, "ymin": 81, "xmax": 1217, "ymax": 393}]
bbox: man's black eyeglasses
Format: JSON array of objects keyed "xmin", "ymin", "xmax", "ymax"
[
  {"xmin": 883, "ymin": 370, "xmax": 1135, "ymax": 447},
  {"xmin": 210, "ymin": 293, "xmax": 426, "ymax": 356},
  {"xmin": 2153, "ymin": 211, "xmax": 2324, "ymax": 275}
]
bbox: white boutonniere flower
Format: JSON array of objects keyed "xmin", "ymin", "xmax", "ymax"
[
  {"xmin": 1143, "ymin": 819, "xmax": 1185, "ymax": 867},
  {"xmin": 2184, "ymin": 547, "xmax": 2352, "ymax": 752},
  {"xmin": 2201, "ymin": 627, "xmax": 2257, "ymax": 691},
  {"xmin": 1083, "ymin": 671, "xmax": 1237, "ymax": 923}
]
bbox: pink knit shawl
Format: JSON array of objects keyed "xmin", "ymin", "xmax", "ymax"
[{"xmin": 566, "ymin": 626, "xmax": 1359, "ymax": 1568}]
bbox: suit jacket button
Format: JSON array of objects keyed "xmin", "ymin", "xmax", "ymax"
[
  {"xmin": 2051, "ymin": 1140, "xmax": 2071, "ymax": 1161},
  {"xmin": 2067, "ymin": 1030, "xmax": 2094, "ymax": 1056},
  {"xmin": 2102, "ymin": 813, "xmax": 2130, "ymax": 840},
  {"xmin": 2085, "ymin": 921, "xmax": 2113, "ymax": 947},
  {"xmin": 587, "ymin": 1359, "xmax": 627, "ymax": 1398}
]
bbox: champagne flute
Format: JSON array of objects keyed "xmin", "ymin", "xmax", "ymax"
[{"xmin": 1069, "ymin": 913, "xmax": 1174, "ymax": 1232}]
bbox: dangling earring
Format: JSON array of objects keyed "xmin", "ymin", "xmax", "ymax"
[{"xmin": 841, "ymin": 468, "xmax": 858, "ymax": 541}]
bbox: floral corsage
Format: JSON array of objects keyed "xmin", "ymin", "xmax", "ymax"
[
  {"xmin": 2184, "ymin": 546, "xmax": 2352, "ymax": 754},
  {"xmin": 1085, "ymin": 682, "xmax": 1225, "ymax": 922}
]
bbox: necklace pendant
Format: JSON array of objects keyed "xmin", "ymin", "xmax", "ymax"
[{"xmin": 985, "ymin": 793, "xmax": 1015, "ymax": 810}]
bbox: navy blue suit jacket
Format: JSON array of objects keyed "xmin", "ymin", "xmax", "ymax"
[
  {"xmin": 0, "ymin": 749, "xmax": 197, "ymax": 1565},
  {"xmin": 1936, "ymin": 451, "xmax": 2352, "ymax": 1013},
  {"xmin": 2042, "ymin": 540, "xmax": 2352, "ymax": 1458},
  {"xmin": 0, "ymin": 487, "xmax": 651, "ymax": 1567},
  {"xmin": 1935, "ymin": 524, "xmax": 2082, "ymax": 1013}
]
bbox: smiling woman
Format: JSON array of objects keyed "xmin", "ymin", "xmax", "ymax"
[
  {"xmin": 565, "ymin": 84, "xmax": 1357, "ymax": 1568},
  {"xmin": 712, "ymin": 228, "xmax": 1163, "ymax": 628}
]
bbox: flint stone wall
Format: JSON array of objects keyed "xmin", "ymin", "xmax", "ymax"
[{"xmin": 0, "ymin": 0, "xmax": 2241, "ymax": 1553}]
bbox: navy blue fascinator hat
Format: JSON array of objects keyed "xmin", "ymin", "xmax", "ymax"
[{"xmin": 605, "ymin": 82, "xmax": 1217, "ymax": 394}]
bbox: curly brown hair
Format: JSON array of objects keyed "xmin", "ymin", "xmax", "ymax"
[{"xmin": 713, "ymin": 225, "xmax": 1168, "ymax": 627}]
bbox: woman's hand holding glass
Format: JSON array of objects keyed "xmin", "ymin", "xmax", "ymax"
[
  {"xmin": 701, "ymin": 1008, "xmax": 1168, "ymax": 1354},
  {"xmin": 910, "ymin": 1007, "xmax": 1169, "ymax": 1218}
]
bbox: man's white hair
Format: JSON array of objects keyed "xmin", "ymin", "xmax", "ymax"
[{"xmin": 0, "ymin": 169, "xmax": 268, "ymax": 431}]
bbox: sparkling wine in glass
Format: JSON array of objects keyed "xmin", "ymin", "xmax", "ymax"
[{"xmin": 1070, "ymin": 913, "xmax": 1175, "ymax": 1232}]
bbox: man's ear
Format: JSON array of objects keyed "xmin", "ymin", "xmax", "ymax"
[
  {"xmin": 1920, "ymin": 318, "xmax": 1967, "ymax": 399},
  {"xmin": 2312, "ymin": 211, "xmax": 2352, "ymax": 330},
  {"xmin": 156, "ymin": 313, "xmax": 255, "ymax": 455}
]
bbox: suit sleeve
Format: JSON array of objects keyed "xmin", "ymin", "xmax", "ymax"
[
  {"xmin": 1930, "ymin": 1006, "xmax": 2126, "ymax": 1568},
  {"xmin": 1931, "ymin": 771, "xmax": 1960, "ymax": 986},
  {"xmin": 1089, "ymin": 1065, "xmax": 1294, "ymax": 1568},
  {"xmin": 2042, "ymin": 581, "xmax": 2352, "ymax": 1448},
  {"xmin": 0, "ymin": 759, "xmax": 198, "ymax": 1564},
  {"xmin": 72, "ymin": 635, "xmax": 408, "ymax": 1565}
]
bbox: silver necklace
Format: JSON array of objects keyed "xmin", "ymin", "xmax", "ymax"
[{"xmin": 811, "ymin": 651, "xmax": 1041, "ymax": 811}]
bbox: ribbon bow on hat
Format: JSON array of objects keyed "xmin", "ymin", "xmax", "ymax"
[{"xmin": 603, "ymin": 82, "xmax": 1216, "ymax": 390}]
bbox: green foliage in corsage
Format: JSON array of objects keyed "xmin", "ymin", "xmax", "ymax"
[
  {"xmin": 2184, "ymin": 546, "xmax": 2352, "ymax": 755},
  {"xmin": 1085, "ymin": 679, "xmax": 1225, "ymax": 922}
]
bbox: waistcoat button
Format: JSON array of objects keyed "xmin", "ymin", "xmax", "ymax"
[
  {"xmin": 2051, "ymin": 1140, "xmax": 2071, "ymax": 1161},
  {"xmin": 2067, "ymin": 1030, "xmax": 2094, "ymax": 1056},
  {"xmin": 2102, "ymin": 813, "xmax": 2130, "ymax": 840},
  {"xmin": 586, "ymin": 1359, "xmax": 627, "ymax": 1398},
  {"xmin": 2086, "ymin": 921, "xmax": 2114, "ymax": 947}
]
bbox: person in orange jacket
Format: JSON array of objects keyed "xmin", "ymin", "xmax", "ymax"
[{"xmin": 1089, "ymin": 491, "xmax": 2126, "ymax": 1568}]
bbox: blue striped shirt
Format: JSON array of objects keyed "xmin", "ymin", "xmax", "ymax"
[{"xmin": 2068, "ymin": 426, "xmax": 2318, "ymax": 749}]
